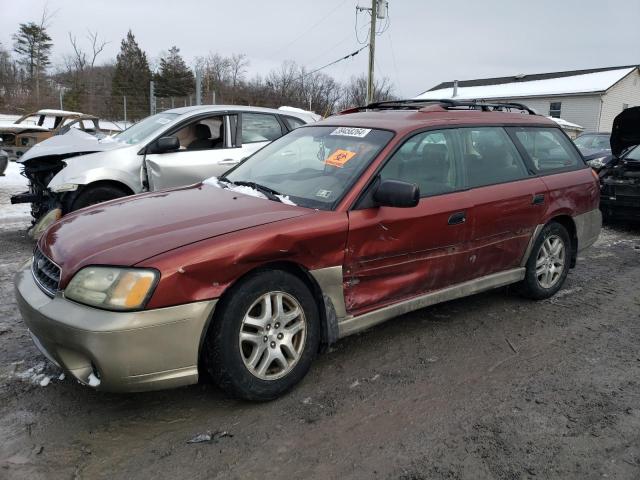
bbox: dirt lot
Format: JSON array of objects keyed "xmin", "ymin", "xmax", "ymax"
[{"xmin": 1, "ymin": 173, "xmax": 639, "ymax": 479}]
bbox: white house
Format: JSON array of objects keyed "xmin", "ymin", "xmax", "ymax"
[{"xmin": 415, "ymin": 65, "xmax": 640, "ymax": 133}]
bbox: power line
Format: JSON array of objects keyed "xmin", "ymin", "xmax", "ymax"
[
  {"xmin": 302, "ymin": 45, "xmax": 368, "ymax": 79},
  {"xmin": 271, "ymin": 0, "xmax": 350, "ymax": 58}
]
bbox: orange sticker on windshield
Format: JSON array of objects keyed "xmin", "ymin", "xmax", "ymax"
[{"xmin": 325, "ymin": 149, "xmax": 357, "ymax": 168}]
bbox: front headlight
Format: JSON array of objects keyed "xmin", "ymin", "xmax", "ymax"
[
  {"xmin": 65, "ymin": 266, "xmax": 158, "ymax": 311},
  {"xmin": 587, "ymin": 157, "xmax": 607, "ymax": 169},
  {"xmin": 50, "ymin": 183, "xmax": 79, "ymax": 193}
]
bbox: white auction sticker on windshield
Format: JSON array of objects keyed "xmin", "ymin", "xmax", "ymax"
[{"xmin": 330, "ymin": 127, "xmax": 371, "ymax": 138}]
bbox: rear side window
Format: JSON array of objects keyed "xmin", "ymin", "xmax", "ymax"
[
  {"xmin": 282, "ymin": 116, "xmax": 306, "ymax": 130},
  {"xmin": 511, "ymin": 127, "xmax": 583, "ymax": 173},
  {"xmin": 379, "ymin": 129, "xmax": 460, "ymax": 197},
  {"xmin": 459, "ymin": 127, "xmax": 530, "ymax": 188},
  {"xmin": 242, "ymin": 113, "xmax": 284, "ymax": 143}
]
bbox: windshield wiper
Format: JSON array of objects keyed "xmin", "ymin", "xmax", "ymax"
[{"xmin": 230, "ymin": 180, "xmax": 283, "ymax": 202}]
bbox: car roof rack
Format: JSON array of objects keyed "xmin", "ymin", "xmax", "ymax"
[{"xmin": 341, "ymin": 99, "xmax": 538, "ymax": 115}]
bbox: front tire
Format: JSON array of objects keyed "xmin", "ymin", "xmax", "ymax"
[
  {"xmin": 520, "ymin": 222, "xmax": 571, "ymax": 300},
  {"xmin": 71, "ymin": 184, "xmax": 130, "ymax": 212},
  {"xmin": 203, "ymin": 270, "xmax": 320, "ymax": 401}
]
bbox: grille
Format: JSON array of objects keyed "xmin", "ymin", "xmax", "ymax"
[
  {"xmin": 32, "ymin": 248, "xmax": 61, "ymax": 297},
  {"xmin": 616, "ymin": 186, "xmax": 640, "ymax": 198}
]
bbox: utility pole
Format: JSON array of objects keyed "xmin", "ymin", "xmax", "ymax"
[
  {"xmin": 149, "ymin": 80, "xmax": 155, "ymax": 115},
  {"xmin": 195, "ymin": 70, "xmax": 202, "ymax": 105},
  {"xmin": 367, "ymin": 0, "xmax": 377, "ymax": 105},
  {"xmin": 123, "ymin": 96, "xmax": 127, "ymax": 128},
  {"xmin": 358, "ymin": 0, "xmax": 388, "ymax": 104},
  {"xmin": 59, "ymin": 89, "xmax": 64, "ymax": 110}
]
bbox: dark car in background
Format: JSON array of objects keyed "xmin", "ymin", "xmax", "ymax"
[
  {"xmin": 574, "ymin": 132, "xmax": 613, "ymax": 170},
  {"xmin": 599, "ymin": 107, "xmax": 640, "ymax": 220},
  {"xmin": 0, "ymin": 149, "xmax": 7, "ymax": 176}
]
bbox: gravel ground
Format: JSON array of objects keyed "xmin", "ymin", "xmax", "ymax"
[{"xmin": 0, "ymin": 171, "xmax": 639, "ymax": 479}]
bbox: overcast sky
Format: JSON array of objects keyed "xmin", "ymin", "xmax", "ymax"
[{"xmin": 1, "ymin": 0, "xmax": 639, "ymax": 98}]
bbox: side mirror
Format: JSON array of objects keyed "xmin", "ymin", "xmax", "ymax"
[
  {"xmin": 373, "ymin": 179, "xmax": 420, "ymax": 208},
  {"xmin": 149, "ymin": 136, "xmax": 180, "ymax": 154}
]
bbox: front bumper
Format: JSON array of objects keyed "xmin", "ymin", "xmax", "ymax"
[{"xmin": 15, "ymin": 265, "xmax": 217, "ymax": 392}]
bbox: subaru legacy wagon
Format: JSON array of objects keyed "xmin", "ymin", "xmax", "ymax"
[{"xmin": 15, "ymin": 99, "xmax": 601, "ymax": 400}]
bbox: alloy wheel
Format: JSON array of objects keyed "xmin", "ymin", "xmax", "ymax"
[
  {"xmin": 535, "ymin": 234, "xmax": 566, "ymax": 289},
  {"xmin": 239, "ymin": 291, "xmax": 307, "ymax": 380}
]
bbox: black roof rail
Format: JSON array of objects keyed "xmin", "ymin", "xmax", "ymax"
[{"xmin": 344, "ymin": 99, "xmax": 538, "ymax": 115}]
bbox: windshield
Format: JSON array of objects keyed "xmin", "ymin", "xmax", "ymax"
[
  {"xmin": 574, "ymin": 135, "xmax": 595, "ymax": 148},
  {"xmin": 625, "ymin": 145, "xmax": 640, "ymax": 161},
  {"xmin": 112, "ymin": 112, "xmax": 179, "ymax": 145},
  {"xmin": 574, "ymin": 134, "xmax": 610, "ymax": 152},
  {"xmin": 225, "ymin": 126, "xmax": 394, "ymax": 210}
]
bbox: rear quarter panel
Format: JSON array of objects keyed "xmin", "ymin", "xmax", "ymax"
[{"xmin": 539, "ymin": 167, "xmax": 599, "ymax": 220}]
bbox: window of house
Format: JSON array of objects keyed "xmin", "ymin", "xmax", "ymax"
[
  {"xmin": 241, "ymin": 113, "xmax": 284, "ymax": 143},
  {"xmin": 511, "ymin": 127, "xmax": 583, "ymax": 173},
  {"xmin": 379, "ymin": 129, "xmax": 460, "ymax": 197},
  {"xmin": 459, "ymin": 127, "xmax": 530, "ymax": 187},
  {"xmin": 549, "ymin": 102, "xmax": 562, "ymax": 118}
]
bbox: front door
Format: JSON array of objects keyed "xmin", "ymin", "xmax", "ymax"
[
  {"xmin": 144, "ymin": 114, "xmax": 235, "ymax": 190},
  {"xmin": 344, "ymin": 129, "xmax": 473, "ymax": 315}
]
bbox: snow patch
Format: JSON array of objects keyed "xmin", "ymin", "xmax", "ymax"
[
  {"xmin": 0, "ymin": 160, "xmax": 31, "ymax": 223},
  {"xmin": 87, "ymin": 372, "xmax": 101, "ymax": 387},
  {"xmin": 203, "ymin": 177, "xmax": 297, "ymax": 205}
]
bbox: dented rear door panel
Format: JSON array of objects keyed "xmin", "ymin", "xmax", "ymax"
[{"xmin": 464, "ymin": 177, "xmax": 548, "ymax": 280}]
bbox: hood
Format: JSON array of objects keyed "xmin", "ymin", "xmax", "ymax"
[
  {"xmin": 19, "ymin": 129, "xmax": 124, "ymax": 163},
  {"xmin": 39, "ymin": 183, "xmax": 311, "ymax": 286},
  {"xmin": 611, "ymin": 106, "xmax": 640, "ymax": 157}
]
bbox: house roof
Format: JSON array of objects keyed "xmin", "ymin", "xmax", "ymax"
[{"xmin": 415, "ymin": 65, "xmax": 638, "ymax": 101}]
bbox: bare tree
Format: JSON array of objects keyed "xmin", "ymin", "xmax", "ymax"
[
  {"xmin": 229, "ymin": 53, "xmax": 248, "ymax": 100},
  {"xmin": 87, "ymin": 30, "xmax": 107, "ymax": 68},
  {"xmin": 68, "ymin": 30, "xmax": 108, "ymax": 72},
  {"xmin": 340, "ymin": 74, "xmax": 395, "ymax": 110}
]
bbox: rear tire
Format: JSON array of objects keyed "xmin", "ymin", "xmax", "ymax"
[
  {"xmin": 71, "ymin": 184, "xmax": 130, "ymax": 211},
  {"xmin": 520, "ymin": 222, "xmax": 571, "ymax": 300},
  {"xmin": 203, "ymin": 270, "xmax": 320, "ymax": 401}
]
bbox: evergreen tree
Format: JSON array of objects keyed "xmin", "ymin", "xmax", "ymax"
[
  {"xmin": 155, "ymin": 46, "xmax": 194, "ymax": 98},
  {"xmin": 111, "ymin": 30, "xmax": 151, "ymax": 119},
  {"xmin": 12, "ymin": 22, "xmax": 52, "ymax": 102}
]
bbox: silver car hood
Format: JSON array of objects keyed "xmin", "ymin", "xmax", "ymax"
[{"xmin": 19, "ymin": 129, "xmax": 125, "ymax": 163}]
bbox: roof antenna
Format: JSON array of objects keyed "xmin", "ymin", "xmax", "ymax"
[{"xmin": 452, "ymin": 80, "xmax": 459, "ymax": 98}]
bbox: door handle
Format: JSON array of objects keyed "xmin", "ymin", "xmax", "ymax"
[
  {"xmin": 532, "ymin": 193, "xmax": 545, "ymax": 205},
  {"xmin": 448, "ymin": 211, "xmax": 466, "ymax": 225},
  {"xmin": 218, "ymin": 158, "xmax": 240, "ymax": 165}
]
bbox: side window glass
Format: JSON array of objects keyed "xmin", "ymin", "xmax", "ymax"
[
  {"xmin": 512, "ymin": 127, "xmax": 582, "ymax": 173},
  {"xmin": 459, "ymin": 127, "xmax": 529, "ymax": 188},
  {"xmin": 283, "ymin": 116, "xmax": 305, "ymax": 130},
  {"xmin": 174, "ymin": 116, "xmax": 224, "ymax": 152},
  {"xmin": 242, "ymin": 113, "xmax": 284, "ymax": 143},
  {"xmin": 379, "ymin": 129, "xmax": 459, "ymax": 197}
]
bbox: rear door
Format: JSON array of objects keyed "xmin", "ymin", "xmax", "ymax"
[
  {"xmin": 344, "ymin": 129, "xmax": 474, "ymax": 314},
  {"xmin": 459, "ymin": 126, "xmax": 548, "ymax": 280}
]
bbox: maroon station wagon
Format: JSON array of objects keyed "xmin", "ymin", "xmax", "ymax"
[{"xmin": 15, "ymin": 100, "xmax": 602, "ymax": 400}]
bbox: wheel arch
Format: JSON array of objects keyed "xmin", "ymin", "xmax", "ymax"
[
  {"xmin": 197, "ymin": 260, "xmax": 338, "ymax": 370},
  {"xmin": 64, "ymin": 180, "xmax": 135, "ymax": 212},
  {"xmin": 547, "ymin": 214, "xmax": 578, "ymax": 268}
]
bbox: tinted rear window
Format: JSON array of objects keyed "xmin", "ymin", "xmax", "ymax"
[{"xmin": 510, "ymin": 127, "xmax": 583, "ymax": 173}]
